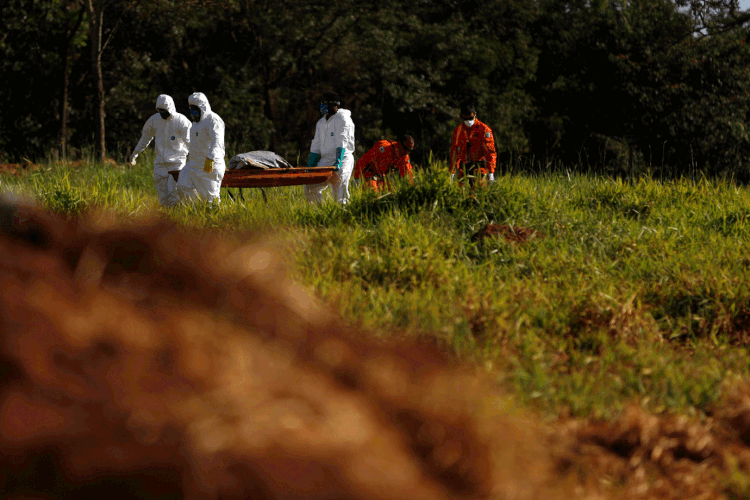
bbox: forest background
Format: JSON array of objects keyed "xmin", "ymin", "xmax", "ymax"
[{"xmin": 3, "ymin": 0, "xmax": 750, "ymax": 179}]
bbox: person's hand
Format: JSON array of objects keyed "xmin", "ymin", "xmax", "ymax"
[
  {"xmin": 488, "ymin": 173, "xmax": 495, "ymax": 183},
  {"xmin": 129, "ymin": 153, "xmax": 137, "ymax": 166},
  {"xmin": 333, "ymin": 147, "xmax": 345, "ymax": 172},
  {"xmin": 307, "ymin": 152, "xmax": 321, "ymax": 168},
  {"xmin": 364, "ymin": 161, "xmax": 377, "ymax": 176},
  {"xmin": 204, "ymin": 158, "xmax": 214, "ymax": 173}
]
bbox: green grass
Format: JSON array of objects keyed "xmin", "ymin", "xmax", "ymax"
[{"xmin": 5, "ymin": 155, "xmax": 750, "ymax": 421}]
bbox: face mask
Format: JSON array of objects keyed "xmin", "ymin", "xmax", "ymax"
[
  {"xmin": 464, "ymin": 118, "xmax": 475, "ymax": 127},
  {"xmin": 320, "ymin": 102, "xmax": 328, "ymax": 115},
  {"xmin": 158, "ymin": 110, "xmax": 170, "ymax": 120},
  {"xmin": 189, "ymin": 107, "xmax": 201, "ymax": 122}
]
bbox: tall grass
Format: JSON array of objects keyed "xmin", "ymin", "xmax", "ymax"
[{"xmin": 5, "ymin": 157, "xmax": 750, "ymax": 420}]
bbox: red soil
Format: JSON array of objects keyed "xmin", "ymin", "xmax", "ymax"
[{"xmin": 471, "ymin": 223, "xmax": 543, "ymax": 244}]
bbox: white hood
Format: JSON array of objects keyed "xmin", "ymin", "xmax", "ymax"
[
  {"xmin": 188, "ymin": 92, "xmax": 212, "ymax": 121},
  {"xmin": 336, "ymin": 108, "xmax": 352, "ymax": 121},
  {"xmin": 155, "ymin": 94, "xmax": 177, "ymax": 115}
]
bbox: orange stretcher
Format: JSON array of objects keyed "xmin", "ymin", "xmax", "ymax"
[{"xmin": 168, "ymin": 166, "xmax": 336, "ymax": 188}]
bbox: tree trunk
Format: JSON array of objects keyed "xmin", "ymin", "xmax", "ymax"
[
  {"xmin": 86, "ymin": 0, "xmax": 106, "ymax": 164},
  {"xmin": 59, "ymin": 5, "xmax": 85, "ymax": 162},
  {"xmin": 59, "ymin": 40, "xmax": 70, "ymax": 161}
]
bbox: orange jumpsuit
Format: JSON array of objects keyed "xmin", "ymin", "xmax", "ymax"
[
  {"xmin": 449, "ymin": 119, "xmax": 497, "ymax": 177},
  {"xmin": 354, "ymin": 140, "xmax": 414, "ymax": 192}
]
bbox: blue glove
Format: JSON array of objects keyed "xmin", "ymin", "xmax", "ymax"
[
  {"xmin": 333, "ymin": 147, "xmax": 345, "ymax": 171},
  {"xmin": 307, "ymin": 152, "xmax": 321, "ymax": 168}
]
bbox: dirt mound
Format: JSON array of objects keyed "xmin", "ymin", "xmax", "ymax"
[
  {"xmin": 470, "ymin": 223, "xmax": 543, "ymax": 244},
  {"xmin": 0, "ymin": 200, "xmax": 569, "ymax": 500},
  {"xmin": 556, "ymin": 406, "xmax": 720, "ymax": 499},
  {"xmin": 548, "ymin": 382, "xmax": 750, "ymax": 500}
]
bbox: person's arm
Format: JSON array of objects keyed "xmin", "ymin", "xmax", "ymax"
[
  {"xmin": 482, "ymin": 124, "xmax": 497, "ymax": 174},
  {"xmin": 179, "ymin": 115, "xmax": 191, "ymax": 148},
  {"xmin": 332, "ymin": 115, "xmax": 354, "ymax": 170},
  {"xmin": 206, "ymin": 115, "xmax": 225, "ymax": 162},
  {"xmin": 355, "ymin": 146, "xmax": 378, "ymax": 178},
  {"xmin": 399, "ymin": 155, "xmax": 414, "ymax": 182},
  {"xmin": 449, "ymin": 126, "xmax": 463, "ymax": 174},
  {"xmin": 204, "ymin": 115, "xmax": 225, "ymax": 173},
  {"xmin": 130, "ymin": 117, "xmax": 156, "ymax": 164},
  {"xmin": 307, "ymin": 120, "xmax": 323, "ymax": 167}
]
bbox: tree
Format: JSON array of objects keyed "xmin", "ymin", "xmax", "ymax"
[
  {"xmin": 58, "ymin": 0, "xmax": 87, "ymax": 160},
  {"xmin": 527, "ymin": 0, "xmax": 750, "ymax": 177},
  {"xmin": 0, "ymin": 0, "xmax": 89, "ymax": 161},
  {"xmin": 83, "ymin": 0, "xmax": 137, "ymax": 163}
]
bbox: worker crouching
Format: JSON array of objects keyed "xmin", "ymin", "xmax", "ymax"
[{"xmin": 354, "ymin": 135, "xmax": 415, "ymax": 193}]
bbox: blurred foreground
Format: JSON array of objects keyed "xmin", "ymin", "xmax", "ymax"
[{"xmin": 1, "ymin": 199, "xmax": 750, "ymax": 499}]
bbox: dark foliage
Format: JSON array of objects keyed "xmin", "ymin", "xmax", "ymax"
[{"xmin": 1, "ymin": 0, "xmax": 750, "ymax": 178}]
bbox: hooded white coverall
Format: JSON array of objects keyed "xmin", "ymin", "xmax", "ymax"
[
  {"xmin": 130, "ymin": 94, "xmax": 191, "ymax": 205},
  {"xmin": 168, "ymin": 92, "xmax": 226, "ymax": 206},
  {"xmin": 304, "ymin": 108, "xmax": 355, "ymax": 204}
]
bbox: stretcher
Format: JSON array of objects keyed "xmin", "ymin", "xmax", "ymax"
[{"xmin": 168, "ymin": 166, "xmax": 336, "ymax": 188}]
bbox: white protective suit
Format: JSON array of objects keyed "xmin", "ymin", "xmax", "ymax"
[
  {"xmin": 168, "ymin": 92, "xmax": 226, "ymax": 206},
  {"xmin": 304, "ymin": 108, "xmax": 355, "ymax": 204},
  {"xmin": 130, "ymin": 94, "xmax": 191, "ymax": 205}
]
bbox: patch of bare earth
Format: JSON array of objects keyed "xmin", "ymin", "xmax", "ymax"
[
  {"xmin": 0, "ymin": 158, "xmax": 121, "ymax": 177},
  {"xmin": 549, "ymin": 385, "xmax": 750, "ymax": 500},
  {"xmin": 0, "ymin": 162, "xmax": 41, "ymax": 176},
  {"xmin": 471, "ymin": 223, "xmax": 543, "ymax": 244}
]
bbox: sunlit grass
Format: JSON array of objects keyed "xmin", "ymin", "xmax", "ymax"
[{"xmin": 4, "ymin": 157, "xmax": 750, "ymax": 420}]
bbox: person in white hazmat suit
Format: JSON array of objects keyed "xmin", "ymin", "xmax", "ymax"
[
  {"xmin": 304, "ymin": 92, "xmax": 355, "ymax": 204},
  {"xmin": 167, "ymin": 92, "xmax": 226, "ymax": 206},
  {"xmin": 129, "ymin": 94, "xmax": 191, "ymax": 206}
]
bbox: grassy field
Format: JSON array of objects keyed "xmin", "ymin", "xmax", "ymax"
[{"xmin": 5, "ymin": 155, "xmax": 750, "ymax": 424}]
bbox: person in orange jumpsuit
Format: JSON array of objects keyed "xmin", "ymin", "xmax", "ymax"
[
  {"xmin": 449, "ymin": 102, "xmax": 497, "ymax": 186},
  {"xmin": 354, "ymin": 135, "xmax": 415, "ymax": 193}
]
